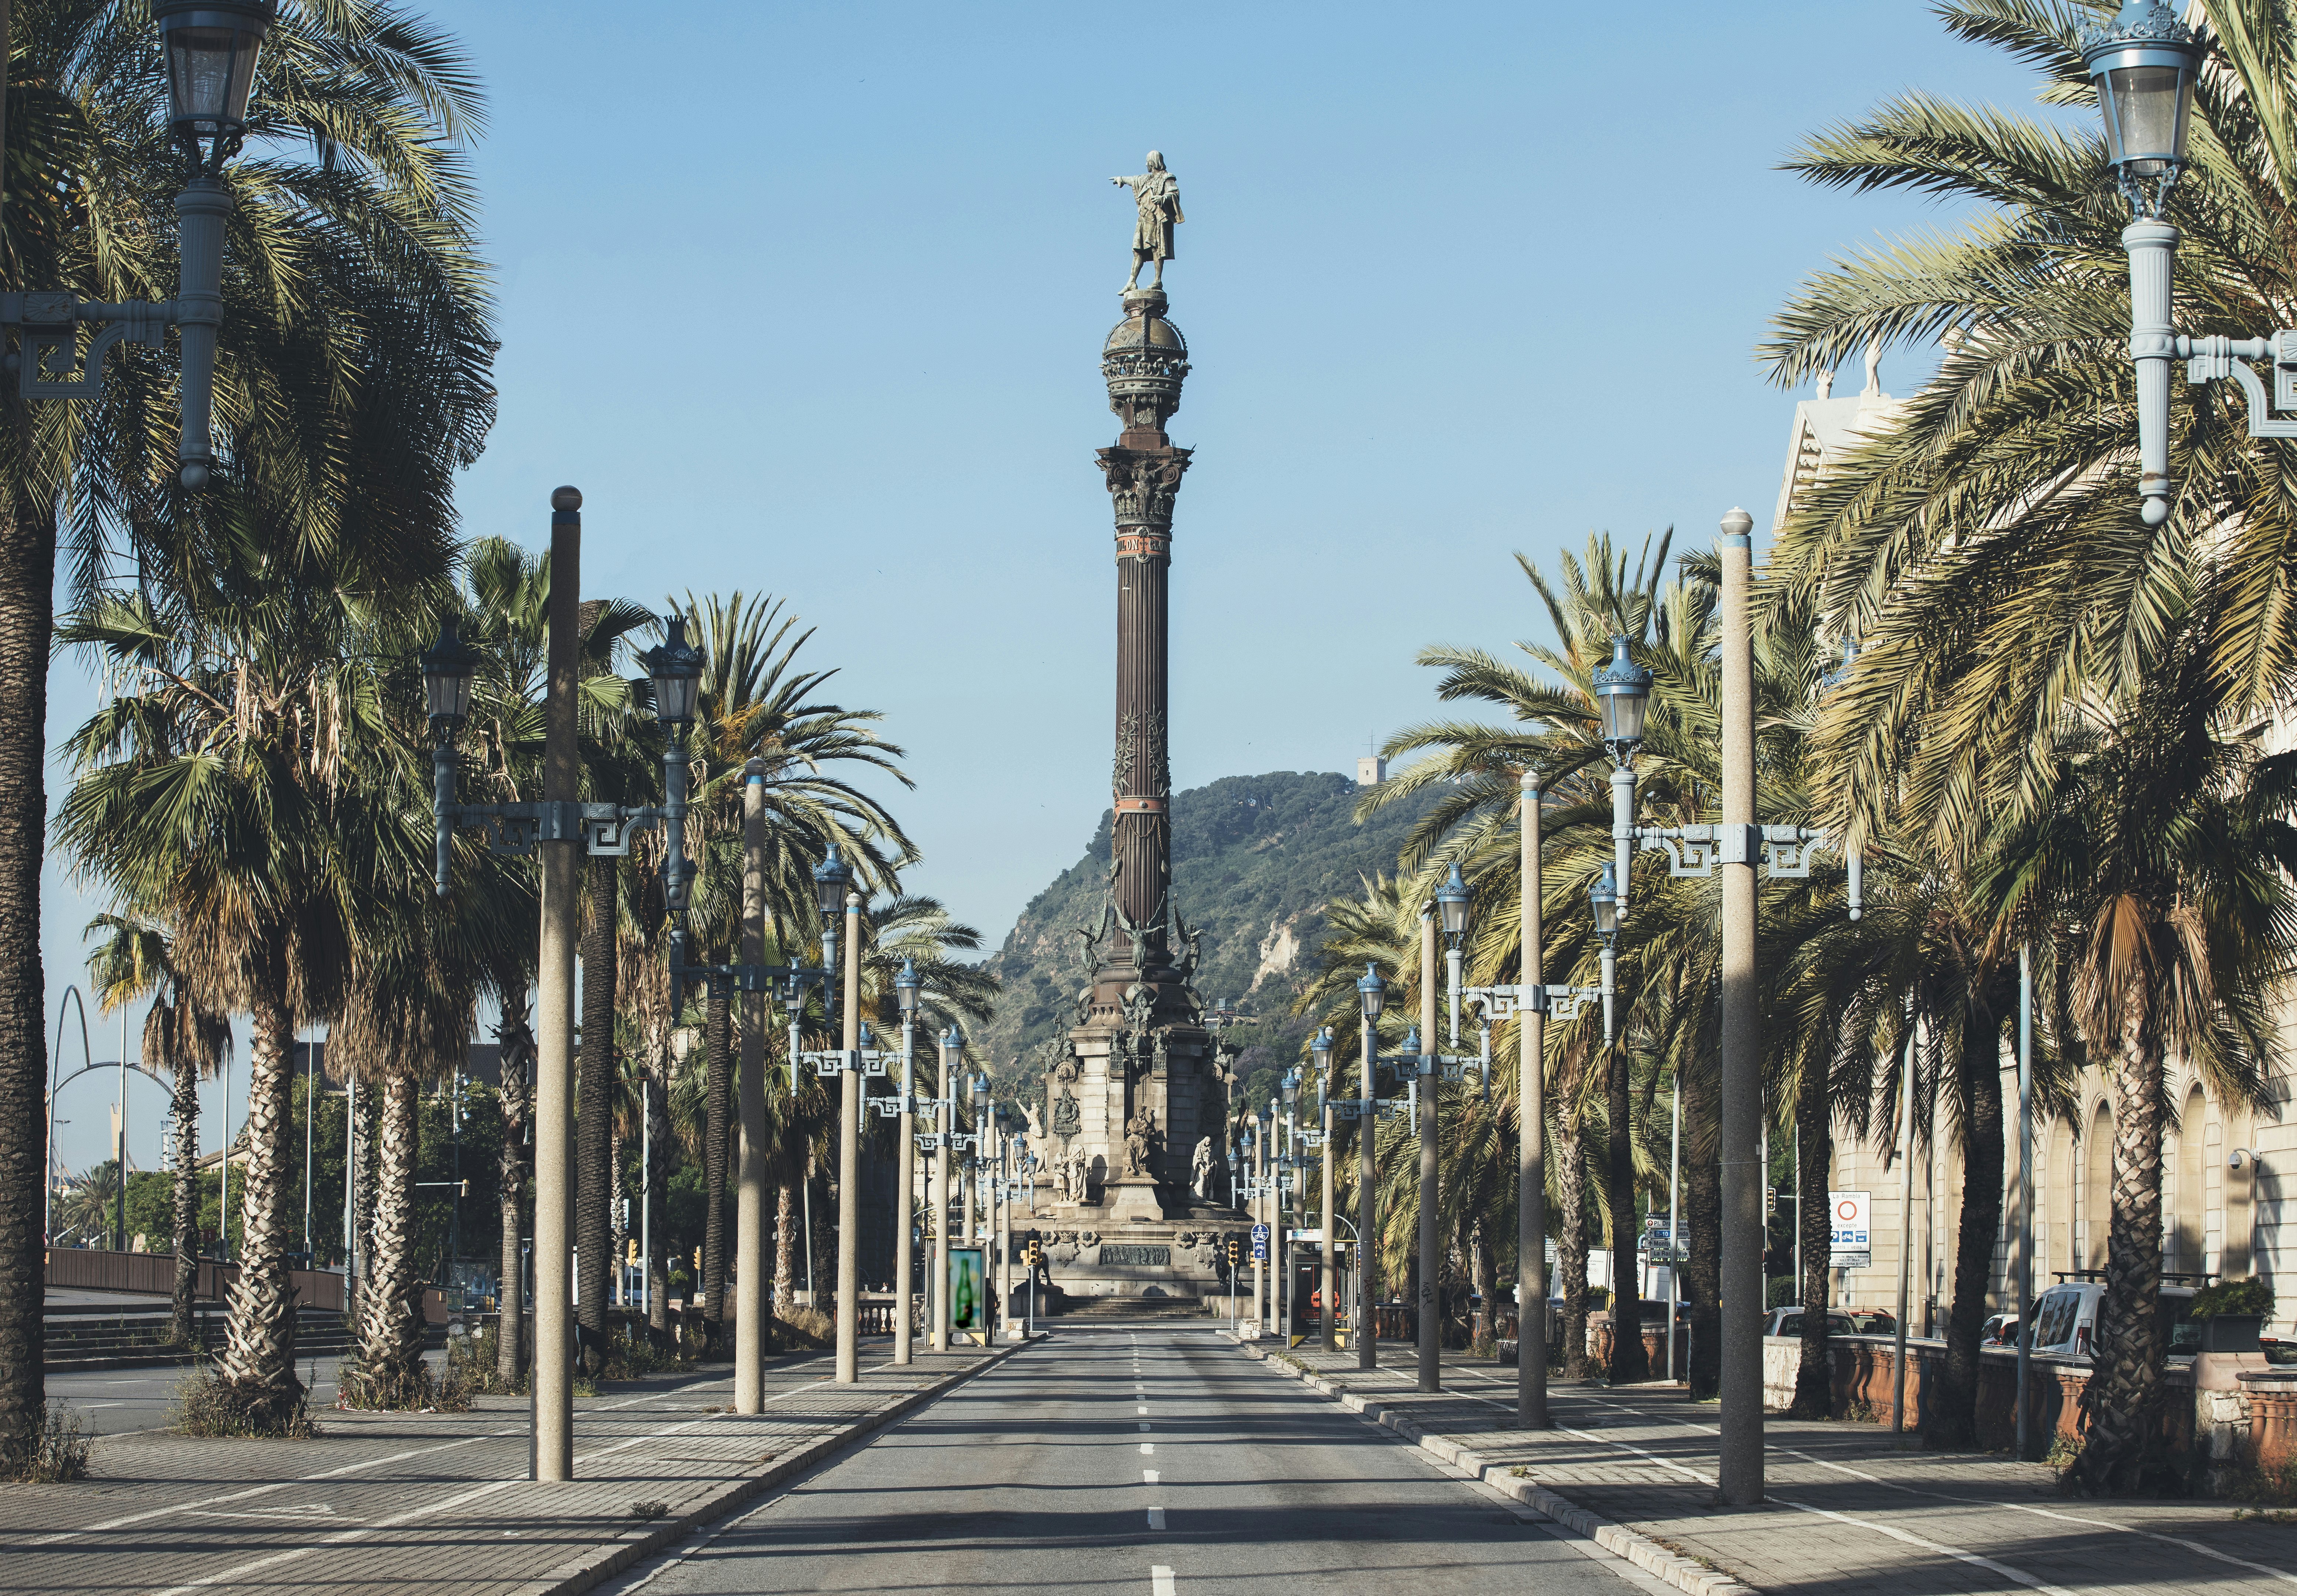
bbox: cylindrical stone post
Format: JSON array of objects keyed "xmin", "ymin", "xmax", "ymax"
[
  {"xmin": 1419, "ymin": 909, "xmax": 1440, "ymax": 1393},
  {"xmin": 533, "ymin": 487, "xmax": 582, "ymax": 1481},
  {"xmin": 1717, "ymin": 507, "xmax": 1764, "ymax": 1505},
  {"xmin": 735, "ymin": 761, "xmax": 768, "ymax": 1412},
  {"xmin": 835, "ymin": 891, "xmax": 862, "ymax": 1384},
  {"xmin": 1520, "ymin": 770, "xmax": 1549, "ymax": 1428}
]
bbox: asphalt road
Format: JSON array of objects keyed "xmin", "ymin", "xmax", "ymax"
[
  {"xmin": 49, "ymin": 1355, "xmax": 353, "ymax": 1435},
  {"xmin": 609, "ymin": 1324, "xmax": 1663, "ymax": 1596}
]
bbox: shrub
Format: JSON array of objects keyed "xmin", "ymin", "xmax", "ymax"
[
  {"xmin": 173, "ymin": 1367, "xmax": 320, "ymax": 1438},
  {"xmin": 0, "ymin": 1405, "xmax": 93, "ymax": 1482},
  {"xmin": 2188, "ymin": 1279, "xmax": 2275, "ymax": 1320}
]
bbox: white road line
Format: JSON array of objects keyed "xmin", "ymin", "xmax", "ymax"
[
  {"xmin": 1140, "ymin": 1442, "xmax": 1154, "ymax": 1455},
  {"xmin": 1147, "ymin": 1507, "xmax": 1166, "ymax": 1530},
  {"xmin": 1143, "ymin": 1470, "xmax": 1158, "ymax": 1484},
  {"xmin": 1563, "ymin": 1387, "xmax": 2297, "ymax": 1590},
  {"xmin": 1137, "ymin": 1404, "xmax": 1148, "ymax": 1413},
  {"xmin": 1151, "ymin": 1566, "xmax": 1175, "ymax": 1595},
  {"xmin": 148, "ymin": 1476, "xmax": 520, "ymax": 1596}
]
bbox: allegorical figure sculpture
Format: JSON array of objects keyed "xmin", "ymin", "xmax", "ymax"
[
  {"xmin": 1190, "ymin": 1136, "xmax": 1214, "ymax": 1200},
  {"xmin": 1111, "ymin": 151, "xmax": 1183, "ymax": 292}
]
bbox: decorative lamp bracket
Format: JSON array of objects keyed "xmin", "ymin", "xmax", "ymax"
[
  {"xmin": 2184, "ymin": 331, "xmax": 2297, "ymax": 437},
  {"xmin": 3, "ymin": 292, "xmax": 180, "ymax": 400}
]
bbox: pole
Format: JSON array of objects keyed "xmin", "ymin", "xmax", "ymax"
[
  {"xmin": 998, "ymin": 1134, "xmax": 1012, "ymax": 1339},
  {"xmin": 1358, "ymin": 1009, "xmax": 1377, "ymax": 1370},
  {"xmin": 640, "ymin": 1086, "xmax": 650, "ymax": 1322},
  {"xmin": 1320, "ymin": 1085, "xmax": 1336, "ymax": 1353},
  {"xmin": 1251, "ymin": 1128, "xmax": 1265, "ymax": 1329},
  {"xmin": 735, "ymin": 761, "xmax": 769, "ymax": 1413},
  {"xmin": 835, "ymin": 889, "xmax": 862, "ymax": 1383},
  {"xmin": 1418, "ymin": 907, "xmax": 1440, "ymax": 1392},
  {"xmin": 1520, "ymin": 769, "xmax": 1549, "ymax": 1427},
  {"xmin": 1668, "ymin": 1062, "xmax": 1681, "ymax": 1383},
  {"xmin": 341, "ymin": 1082, "xmax": 354, "ymax": 1279},
  {"xmin": 1716, "ymin": 506, "xmax": 1763, "ymax": 1505},
  {"xmin": 933, "ymin": 1041, "xmax": 950, "ymax": 1352},
  {"xmin": 303, "ymin": 1031, "xmax": 316, "ymax": 1260},
  {"xmin": 220, "ymin": 1037, "xmax": 232, "ymax": 1259},
  {"xmin": 115, "ymin": 1008, "xmax": 127, "ymax": 1251},
  {"xmin": 531, "ymin": 484, "xmax": 583, "ymax": 1481},
  {"xmin": 1891, "ymin": 1015, "xmax": 1917, "ymax": 1437},
  {"xmin": 895, "ymin": 1015, "xmax": 915, "ymax": 1364},
  {"xmin": 2016, "ymin": 943, "xmax": 2034, "ymax": 1459}
]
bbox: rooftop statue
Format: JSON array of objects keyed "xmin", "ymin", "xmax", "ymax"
[{"xmin": 1112, "ymin": 151, "xmax": 1183, "ymax": 292}]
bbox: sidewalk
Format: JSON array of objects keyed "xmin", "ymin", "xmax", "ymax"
[
  {"xmin": 1230, "ymin": 1336, "xmax": 2297, "ymax": 1596},
  {"xmin": 0, "ymin": 1339, "xmax": 1011, "ymax": 1596}
]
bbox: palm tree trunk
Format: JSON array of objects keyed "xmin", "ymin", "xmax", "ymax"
[
  {"xmin": 1931, "ymin": 1011, "xmax": 2005, "ymax": 1451},
  {"xmin": 609, "ymin": 1132, "xmax": 627, "ymax": 1307},
  {"xmin": 496, "ymin": 1018, "xmax": 528, "ymax": 1388},
  {"xmin": 1605, "ymin": 1048, "xmax": 1647, "ymax": 1382},
  {"xmin": 647, "ymin": 1056, "xmax": 670, "ymax": 1337},
  {"xmin": 576, "ymin": 854, "xmax": 617, "ymax": 1375},
  {"xmin": 1555, "ymin": 1109, "xmax": 1591, "ymax": 1380},
  {"xmin": 172, "ymin": 1077, "xmax": 201, "ymax": 1348},
  {"xmin": 774, "ymin": 1176, "xmax": 797, "ymax": 1322},
  {"xmin": 358, "ymin": 1071, "xmax": 424, "ymax": 1402},
  {"xmin": 0, "ymin": 496, "xmax": 56, "ymax": 1471},
  {"xmin": 702, "ymin": 985, "xmax": 730, "ymax": 1358},
  {"xmin": 2074, "ymin": 1003, "xmax": 2166, "ymax": 1493},
  {"xmin": 216, "ymin": 950, "xmax": 304, "ymax": 1430},
  {"xmin": 1790, "ymin": 1070, "xmax": 1834, "ymax": 1419},
  {"xmin": 1470, "ymin": 1221, "xmax": 1495, "ymax": 1351},
  {"xmin": 1684, "ymin": 1057, "xmax": 1722, "ymax": 1399},
  {"xmin": 350, "ymin": 1082, "xmax": 376, "ymax": 1327}
]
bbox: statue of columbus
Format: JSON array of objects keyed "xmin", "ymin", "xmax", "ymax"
[{"xmin": 1111, "ymin": 151, "xmax": 1183, "ymax": 292}]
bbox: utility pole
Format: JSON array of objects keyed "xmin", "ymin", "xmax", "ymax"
[
  {"xmin": 532, "ymin": 485, "xmax": 583, "ymax": 1481},
  {"xmin": 1716, "ymin": 505, "xmax": 1763, "ymax": 1505},
  {"xmin": 834, "ymin": 888, "xmax": 862, "ymax": 1384}
]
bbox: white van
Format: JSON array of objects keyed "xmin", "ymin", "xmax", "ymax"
[{"xmin": 2027, "ymin": 1277, "xmax": 2198, "ymax": 1358}]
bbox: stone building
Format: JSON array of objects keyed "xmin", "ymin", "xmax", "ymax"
[{"xmin": 1773, "ymin": 355, "xmax": 2294, "ymax": 1337}]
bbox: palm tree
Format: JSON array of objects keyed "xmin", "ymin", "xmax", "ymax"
[
  {"xmin": 0, "ymin": 1, "xmax": 492, "ymax": 1461},
  {"xmin": 333, "ymin": 937, "xmax": 474, "ymax": 1408},
  {"xmin": 1763, "ymin": 0, "xmax": 2297, "ymax": 1479},
  {"xmin": 85, "ymin": 913, "xmax": 229, "ymax": 1347}
]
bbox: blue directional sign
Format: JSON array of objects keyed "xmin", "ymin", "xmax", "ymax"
[{"xmin": 1250, "ymin": 1222, "xmax": 1270, "ymax": 1262}]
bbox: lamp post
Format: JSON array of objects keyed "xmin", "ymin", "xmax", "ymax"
[
  {"xmin": 423, "ymin": 488, "xmax": 594, "ymax": 1480},
  {"xmin": 893, "ymin": 959, "xmax": 920, "ymax": 1365},
  {"xmin": 1313, "ymin": 1027, "xmax": 1337, "ymax": 1352},
  {"xmin": 1357, "ymin": 964, "xmax": 1385, "ymax": 1369},
  {"xmin": 1717, "ymin": 505, "xmax": 1765, "ymax": 1506},
  {"xmin": 0, "ymin": 0, "xmax": 274, "ymax": 487},
  {"xmin": 813, "ymin": 846, "xmax": 861, "ymax": 1384},
  {"xmin": 1281, "ymin": 1068, "xmax": 1300, "ymax": 1344},
  {"xmin": 932, "ymin": 1026, "xmax": 960, "ymax": 1350}
]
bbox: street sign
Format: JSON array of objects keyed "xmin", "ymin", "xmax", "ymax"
[
  {"xmin": 1250, "ymin": 1222, "xmax": 1270, "ymax": 1262},
  {"xmin": 1829, "ymin": 1190, "xmax": 1871, "ymax": 1269}
]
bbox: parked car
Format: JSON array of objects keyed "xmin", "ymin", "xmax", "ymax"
[
  {"xmin": 1763, "ymin": 1307, "xmax": 1858, "ymax": 1338},
  {"xmin": 1848, "ymin": 1309, "xmax": 1895, "ymax": 1334},
  {"xmin": 1980, "ymin": 1312, "xmax": 2021, "ymax": 1347},
  {"xmin": 2027, "ymin": 1279, "xmax": 2197, "ymax": 1358}
]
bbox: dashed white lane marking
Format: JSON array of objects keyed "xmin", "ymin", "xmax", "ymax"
[
  {"xmin": 1140, "ymin": 1442, "xmax": 1154, "ymax": 1455},
  {"xmin": 1147, "ymin": 1507, "xmax": 1166, "ymax": 1530},
  {"xmin": 1151, "ymin": 1566, "xmax": 1176, "ymax": 1596},
  {"xmin": 1143, "ymin": 1470, "xmax": 1158, "ymax": 1484}
]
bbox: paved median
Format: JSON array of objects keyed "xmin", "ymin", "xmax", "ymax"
[{"xmin": 0, "ymin": 1341, "xmax": 1014, "ymax": 1596}]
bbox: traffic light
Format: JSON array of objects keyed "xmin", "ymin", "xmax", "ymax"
[
  {"xmin": 1024, "ymin": 1232, "xmax": 1042, "ymax": 1267},
  {"xmin": 626, "ymin": 1238, "xmax": 639, "ymax": 1264},
  {"xmin": 1225, "ymin": 1235, "xmax": 1240, "ymax": 1268}
]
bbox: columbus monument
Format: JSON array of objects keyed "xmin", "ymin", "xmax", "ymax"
[{"xmin": 1024, "ymin": 153, "xmax": 1244, "ymax": 1303}]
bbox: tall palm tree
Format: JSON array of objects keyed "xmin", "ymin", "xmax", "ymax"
[
  {"xmin": 85, "ymin": 913, "xmax": 229, "ymax": 1348},
  {"xmin": 0, "ymin": 1, "xmax": 492, "ymax": 1462},
  {"xmin": 1764, "ymin": 0, "xmax": 2297, "ymax": 1480}
]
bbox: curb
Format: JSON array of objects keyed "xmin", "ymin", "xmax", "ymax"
[
  {"xmin": 1224, "ymin": 1336, "xmax": 1759, "ymax": 1596},
  {"xmin": 515, "ymin": 1340, "xmax": 1031, "ymax": 1596}
]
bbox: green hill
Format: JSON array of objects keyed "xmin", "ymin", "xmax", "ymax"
[{"xmin": 977, "ymin": 770, "xmax": 1440, "ymax": 1085}]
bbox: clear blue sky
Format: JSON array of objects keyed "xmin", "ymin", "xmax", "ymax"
[{"xmin": 40, "ymin": 1, "xmax": 2050, "ymax": 1182}]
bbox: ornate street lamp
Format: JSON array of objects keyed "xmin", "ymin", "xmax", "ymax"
[
  {"xmin": 2078, "ymin": 6, "xmax": 2297, "ymax": 524},
  {"xmin": 1592, "ymin": 635, "xmax": 1654, "ymax": 921},
  {"xmin": 1357, "ymin": 963, "xmax": 1385, "ymax": 1023},
  {"xmin": 7, "ymin": 1, "xmax": 278, "ymax": 487}
]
